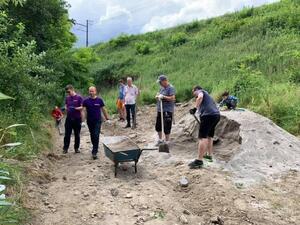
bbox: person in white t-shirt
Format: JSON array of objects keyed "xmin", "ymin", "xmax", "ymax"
[{"xmin": 124, "ymin": 77, "xmax": 139, "ymax": 128}]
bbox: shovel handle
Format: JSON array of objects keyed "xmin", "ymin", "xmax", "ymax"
[{"xmin": 193, "ymin": 114, "xmax": 201, "ymax": 125}]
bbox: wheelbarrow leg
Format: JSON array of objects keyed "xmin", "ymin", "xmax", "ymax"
[
  {"xmin": 134, "ymin": 161, "xmax": 137, "ymax": 174},
  {"xmin": 114, "ymin": 162, "xmax": 118, "ymax": 177}
]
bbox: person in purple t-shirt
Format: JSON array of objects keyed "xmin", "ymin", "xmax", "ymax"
[
  {"xmin": 83, "ymin": 86, "xmax": 109, "ymax": 160},
  {"xmin": 63, "ymin": 85, "xmax": 83, "ymax": 154}
]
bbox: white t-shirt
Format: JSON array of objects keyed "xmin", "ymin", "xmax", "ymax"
[{"xmin": 124, "ymin": 85, "xmax": 139, "ymax": 105}]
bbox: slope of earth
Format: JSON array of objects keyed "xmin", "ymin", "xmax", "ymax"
[{"xmin": 25, "ymin": 105, "xmax": 300, "ymax": 225}]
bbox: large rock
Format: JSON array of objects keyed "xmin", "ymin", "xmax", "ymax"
[{"xmin": 173, "ymin": 109, "xmax": 300, "ymax": 185}]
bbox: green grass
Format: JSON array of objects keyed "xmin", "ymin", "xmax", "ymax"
[{"xmin": 86, "ymin": 0, "xmax": 300, "ymax": 135}]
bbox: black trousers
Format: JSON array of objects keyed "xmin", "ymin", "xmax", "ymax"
[
  {"xmin": 155, "ymin": 111, "xmax": 173, "ymax": 135},
  {"xmin": 63, "ymin": 117, "xmax": 81, "ymax": 151},
  {"xmin": 87, "ymin": 120, "xmax": 101, "ymax": 155},
  {"xmin": 125, "ymin": 104, "xmax": 136, "ymax": 126}
]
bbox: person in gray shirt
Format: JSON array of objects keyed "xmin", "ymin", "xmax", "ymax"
[
  {"xmin": 155, "ymin": 75, "xmax": 176, "ymax": 145},
  {"xmin": 189, "ymin": 86, "xmax": 220, "ymax": 169}
]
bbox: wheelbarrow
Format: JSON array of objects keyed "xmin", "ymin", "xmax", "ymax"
[{"xmin": 102, "ymin": 136, "xmax": 157, "ymax": 177}]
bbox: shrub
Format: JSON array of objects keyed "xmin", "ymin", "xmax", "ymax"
[
  {"xmin": 185, "ymin": 20, "xmax": 201, "ymax": 32},
  {"xmin": 170, "ymin": 32, "xmax": 188, "ymax": 47},
  {"xmin": 135, "ymin": 41, "xmax": 150, "ymax": 55},
  {"xmin": 232, "ymin": 67, "xmax": 268, "ymax": 106},
  {"xmin": 236, "ymin": 7, "xmax": 254, "ymax": 19},
  {"xmin": 109, "ymin": 34, "xmax": 131, "ymax": 48}
]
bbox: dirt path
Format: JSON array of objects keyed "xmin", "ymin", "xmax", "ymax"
[{"xmin": 25, "ymin": 105, "xmax": 300, "ymax": 225}]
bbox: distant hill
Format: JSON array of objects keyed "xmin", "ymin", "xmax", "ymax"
[{"xmin": 87, "ymin": 0, "xmax": 300, "ymax": 134}]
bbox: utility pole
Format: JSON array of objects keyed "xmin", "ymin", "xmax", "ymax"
[
  {"xmin": 86, "ymin": 19, "xmax": 89, "ymax": 47},
  {"xmin": 74, "ymin": 20, "xmax": 93, "ymax": 47}
]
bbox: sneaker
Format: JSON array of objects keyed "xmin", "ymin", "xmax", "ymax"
[
  {"xmin": 188, "ymin": 159, "xmax": 203, "ymax": 169},
  {"xmin": 92, "ymin": 154, "xmax": 98, "ymax": 160},
  {"xmin": 63, "ymin": 149, "xmax": 68, "ymax": 154},
  {"xmin": 204, "ymin": 154, "xmax": 213, "ymax": 162},
  {"xmin": 124, "ymin": 124, "xmax": 131, "ymax": 128},
  {"xmin": 75, "ymin": 149, "xmax": 80, "ymax": 154},
  {"xmin": 155, "ymin": 140, "xmax": 164, "ymax": 147}
]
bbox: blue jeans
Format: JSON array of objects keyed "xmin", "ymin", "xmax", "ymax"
[{"xmin": 87, "ymin": 120, "xmax": 101, "ymax": 155}]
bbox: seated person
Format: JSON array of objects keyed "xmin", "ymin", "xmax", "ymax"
[{"xmin": 219, "ymin": 91, "xmax": 238, "ymax": 110}]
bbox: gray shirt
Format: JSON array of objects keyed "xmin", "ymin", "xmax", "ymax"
[
  {"xmin": 197, "ymin": 90, "xmax": 220, "ymax": 117},
  {"xmin": 157, "ymin": 84, "xmax": 176, "ymax": 112}
]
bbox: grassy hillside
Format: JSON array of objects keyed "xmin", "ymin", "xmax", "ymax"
[{"xmin": 87, "ymin": 0, "xmax": 300, "ymax": 135}]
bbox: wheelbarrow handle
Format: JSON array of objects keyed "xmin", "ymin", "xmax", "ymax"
[{"xmin": 140, "ymin": 148, "xmax": 158, "ymax": 151}]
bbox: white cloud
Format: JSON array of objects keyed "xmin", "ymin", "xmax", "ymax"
[
  {"xmin": 99, "ymin": 3, "xmax": 132, "ymax": 24},
  {"xmin": 142, "ymin": 0, "xmax": 279, "ymax": 33},
  {"xmin": 67, "ymin": 0, "xmax": 279, "ymax": 46}
]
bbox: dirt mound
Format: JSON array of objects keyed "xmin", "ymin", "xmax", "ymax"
[{"xmin": 173, "ymin": 110, "xmax": 300, "ymax": 185}]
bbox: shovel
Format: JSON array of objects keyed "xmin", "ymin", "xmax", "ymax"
[{"xmin": 159, "ymin": 99, "xmax": 170, "ymax": 153}]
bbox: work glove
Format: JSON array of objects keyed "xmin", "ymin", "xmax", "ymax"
[
  {"xmin": 189, "ymin": 108, "xmax": 197, "ymax": 115},
  {"xmin": 158, "ymin": 94, "xmax": 165, "ymax": 100}
]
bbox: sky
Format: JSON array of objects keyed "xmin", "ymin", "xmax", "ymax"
[{"xmin": 67, "ymin": 0, "xmax": 279, "ymax": 47}]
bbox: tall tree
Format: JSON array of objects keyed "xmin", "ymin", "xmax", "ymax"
[{"xmin": 7, "ymin": 0, "xmax": 76, "ymax": 52}]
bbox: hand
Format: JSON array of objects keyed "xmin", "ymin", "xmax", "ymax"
[
  {"xmin": 189, "ymin": 108, "xmax": 197, "ymax": 115},
  {"xmin": 158, "ymin": 94, "xmax": 164, "ymax": 100}
]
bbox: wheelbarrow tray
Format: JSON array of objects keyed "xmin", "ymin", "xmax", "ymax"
[{"xmin": 102, "ymin": 136, "xmax": 142, "ymax": 176}]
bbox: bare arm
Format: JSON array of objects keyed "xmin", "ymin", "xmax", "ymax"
[
  {"xmin": 101, "ymin": 107, "xmax": 109, "ymax": 120},
  {"xmin": 195, "ymin": 92, "xmax": 203, "ymax": 108}
]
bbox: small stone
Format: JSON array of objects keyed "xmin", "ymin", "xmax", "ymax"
[
  {"xmin": 179, "ymin": 215, "xmax": 189, "ymax": 224},
  {"xmin": 273, "ymin": 141, "xmax": 280, "ymax": 145},
  {"xmin": 111, "ymin": 188, "xmax": 119, "ymax": 197},
  {"xmin": 183, "ymin": 209, "xmax": 191, "ymax": 215},
  {"xmin": 140, "ymin": 205, "xmax": 148, "ymax": 210},
  {"xmin": 90, "ymin": 212, "xmax": 98, "ymax": 218},
  {"xmin": 83, "ymin": 192, "xmax": 89, "ymax": 198},
  {"xmin": 211, "ymin": 216, "xmax": 224, "ymax": 225},
  {"xmin": 125, "ymin": 193, "xmax": 133, "ymax": 199},
  {"xmin": 62, "ymin": 176, "xmax": 67, "ymax": 181},
  {"xmin": 179, "ymin": 177, "xmax": 189, "ymax": 187},
  {"xmin": 129, "ymin": 134, "xmax": 137, "ymax": 139}
]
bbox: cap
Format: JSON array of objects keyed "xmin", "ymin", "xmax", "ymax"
[{"xmin": 157, "ymin": 74, "xmax": 168, "ymax": 83}]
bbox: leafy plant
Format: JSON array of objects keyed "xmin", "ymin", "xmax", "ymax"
[
  {"xmin": 135, "ymin": 41, "xmax": 150, "ymax": 55},
  {"xmin": 170, "ymin": 32, "xmax": 187, "ymax": 47}
]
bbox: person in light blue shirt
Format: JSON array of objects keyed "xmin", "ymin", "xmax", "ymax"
[{"xmin": 116, "ymin": 79, "xmax": 126, "ymax": 121}]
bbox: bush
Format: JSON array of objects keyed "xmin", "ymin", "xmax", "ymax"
[
  {"xmin": 170, "ymin": 32, "xmax": 188, "ymax": 47},
  {"xmin": 192, "ymin": 29, "xmax": 220, "ymax": 47},
  {"xmin": 109, "ymin": 34, "xmax": 131, "ymax": 48},
  {"xmin": 93, "ymin": 58, "xmax": 135, "ymax": 86},
  {"xmin": 135, "ymin": 41, "xmax": 150, "ymax": 55},
  {"xmin": 232, "ymin": 66, "xmax": 268, "ymax": 105},
  {"xmin": 185, "ymin": 20, "xmax": 201, "ymax": 32}
]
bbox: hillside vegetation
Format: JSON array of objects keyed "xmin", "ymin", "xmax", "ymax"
[{"xmin": 88, "ymin": 0, "xmax": 300, "ymax": 135}]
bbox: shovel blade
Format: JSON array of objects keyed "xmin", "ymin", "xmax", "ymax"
[{"xmin": 158, "ymin": 143, "xmax": 169, "ymax": 153}]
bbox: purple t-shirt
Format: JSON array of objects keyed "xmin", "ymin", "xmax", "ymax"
[
  {"xmin": 65, "ymin": 94, "xmax": 83, "ymax": 119},
  {"xmin": 83, "ymin": 97, "xmax": 105, "ymax": 121}
]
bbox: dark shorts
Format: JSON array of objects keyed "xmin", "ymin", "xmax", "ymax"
[
  {"xmin": 155, "ymin": 112, "xmax": 173, "ymax": 135},
  {"xmin": 199, "ymin": 115, "xmax": 220, "ymax": 139}
]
